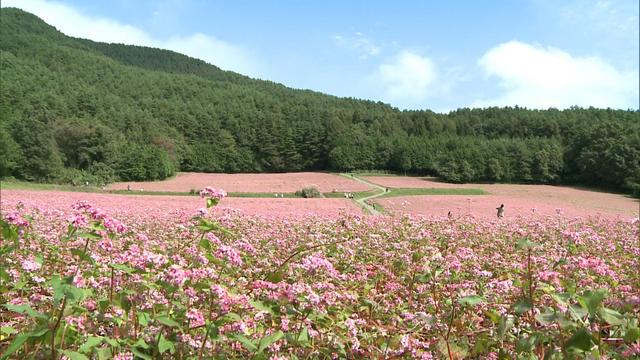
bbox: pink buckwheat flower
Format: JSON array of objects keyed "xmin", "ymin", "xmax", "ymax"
[
  {"xmin": 199, "ymin": 187, "xmax": 227, "ymax": 199},
  {"xmin": 112, "ymin": 352, "xmax": 134, "ymax": 360},
  {"xmin": 215, "ymin": 245, "xmax": 244, "ymax": 267},
  {"xmin": 21, "ymin": 256, "xmax": 41, "ymax": 272},
  {"xmin": 68, "ymin": 214, "xmax": 88, "ymax": 228},
  {"xmin": 186, "ymin": 308, "xmax": 205, "ymax": 328},
  {"xmin": 5, "ymin": 211, "xmax": 30, "ymax": 227}
]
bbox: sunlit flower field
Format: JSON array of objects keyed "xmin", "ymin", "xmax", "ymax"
[{"xmin": 1, "ymin": 189, "xmax": 639, "ymax": 359}]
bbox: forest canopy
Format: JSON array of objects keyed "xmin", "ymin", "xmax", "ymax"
[{"xmin": 1, "ymin": 8, "xmax": 639, "ymax": 195}]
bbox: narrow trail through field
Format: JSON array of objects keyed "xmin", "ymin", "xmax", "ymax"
[{"xmin": 340, "ymin": 174, "xmax": 385, "ymax": 215}]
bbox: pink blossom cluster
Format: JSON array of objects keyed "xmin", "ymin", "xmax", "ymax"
[
  {"xmin": 199, "ymin": 186, "xmax": 227, "ymax": 199},
  {"xmin": 298, "ymin": 252, "xmax": 339, "ymax": 277},
  {"xmin": 215, "ymin": 245, "xmax": 244, "ymax": 267},
  {"xmin": 71, "ymin": 200, "xmax": 128, "ymax": 233},
  {"xmin": 4, "ymin": 211, "xmax": 30, "ymax": 227}
]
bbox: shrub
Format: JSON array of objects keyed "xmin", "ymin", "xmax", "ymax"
[{"xmin": 295, "ymin": 185, "xmax": 321, "ymax": 198}]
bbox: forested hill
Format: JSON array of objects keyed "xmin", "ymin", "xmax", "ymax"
[{"xmin": 1, "ymin": 8, "xmax": 639, "ymax": 195}]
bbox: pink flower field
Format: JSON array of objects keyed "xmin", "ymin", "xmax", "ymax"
[
  {"xmin": 366, "ymin": 176, "xmax": 639, "ymax": 220},
  {"xmin": 0, "ymin": 190, "xmax": 362, "ymax": 223},
  {"xmin": 107, "ymin": 172, "xmax": 371, "ymax": 193},
  {"xmin": 378, "ymin": 194, "xmax": 637, "ymax": 220},
  {"xmin": 1, "ymin": 187, "xmax": 639, "ymax": 359}
]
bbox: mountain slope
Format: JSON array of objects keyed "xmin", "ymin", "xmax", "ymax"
[{"xmin": 1, "ymin": 8, "xmax": 638, "ymax": 195}]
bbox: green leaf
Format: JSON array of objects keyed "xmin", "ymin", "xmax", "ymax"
[
  {"xmin": 577, "ymin": 289, "xmax": 607, "ymax": 317},
  {"xmin": 416, "ymin": 273, "xmax": 431, "ymax": 283},
  {"xmin": 551, "ymin": 292, "xmax": 571, "ymax": 306},
  {"xmin": 133, "ymin": 338, "xmax": 150, "ymax": 349},
  {"xmin": 129, "ymin": 346, "xmax": 152, "ymax": 360},
  {"xmin": 158, "ymin": 334, "xmax": 175, "ymax": 354},
  {"xmin": 62, "ymin": 350, "xmax": 89, "ymax": 360},
  {"xmin": 79, "ymin": 336, "xmax": 104, "ymax": 353},
  {"xmin": 228, "ymin": 333, "xmax": 257, "ymax": 352},
  {"xmin": 486, "ymin": 310, "xmax": 501, "ymax": 324},
  {"xmin": 110, "ymin": 263, "xmax": 135, "ymax": 274},
  {"xmin": 458, "ymin": 295, "xmax": 484, "ymax": 306},
  {"xmin": 28, "ymin": 327, "xmax": 50, "ymax": 338},
  {"xmin": 564, "ymin": 328, "xmax": 594, "ymax": 352},
  {"xmin": 249, "ymin": 299, "xmax": 275, "ymax": 314},
  {"xmin": 104, "ymin": 337, "xmax": 119, "ymax": 347},
  {"xmin": 514, "ymin": 299, "xmax": 533, "ymax": 315},
  {"xmin": 118, "ymin": 293, "xmax": 132, "ymax": 313},
  {"xmin": 156, "ymin": 315, "xmax": 180, "ymax": 327},
  {"xmin": 568, "ymin": 304, "xmax": 588, "ymax": 321},
  {"xmin": 0, "ymin": 219, "xmax": 19, "ymax": 241},
  {"xmin": 1, "ymin": 333, "xmax": 29, "ymax": 358},
  {"xmin": 4, "ymin": 303, "xmax": 48, "ymax": 319},
  {"xmin": 257, "ymin": 330, "xmax": 284, "ymax": 353},
  {"xmin": 516, "ymin": 334, "xmax": 539, "ymax": 353},
  {"xmin": 516, "ymin": 238, "xmax": 538, "ymax": 249},
  {"xmin": 624, "ymin": 326, "xmax": 639, "ymax": 343},
  {"xmin": 218, "ymin": 312, "xmax": 242, "ymax": 324},
  {"xmin": 1, "ymin": 326, "xmax": 17, "ymax": 335},
  {"xmin": 137, "ymin": 311, "xmax": 151, "ymax": 326},
  {"xmin": 265, "ymin": 271, "xmax": 284, "ymax": 283},
  {"xmin": 436, "ymin": 339, "xmax": 468, "ymax": 359},
  {"xmin": 0, "ymin": 260, "xmax": 13, "ymax": 278},
  {"xmin": 297, "ymin": 327, "xmax": 309, "ymax": 345},
  {"xmin": 206, "ymin": 323, "xmax": 220, "ymax": 341},
  {"xmin": 599, "ymin": 307, "xmax": 623, "ymax": 325},
  {"xmin": 96, "ymin": 348, "xmax": 112, "ymax": 360},
  {"xmin": 535, "ymin": 310, "xmax": 556, "ymax": 326},
  {"xmin": 77, "ymin": 231, "xmax": 102, "ymax": 239},
  {"xmin": 71, "ymin": 248, "xmax": 95, "ymax": 264},
  {"xmin": 206, "ymin": 197, "xmax": 219, "ymax": 208},
  {"xmin": 498, "ymin": 315, "xmax": 514, "ymax": 339},
  {"xmin": 199, "ymin": 238, "xmax": 212, "ymax": 251},
  {"xmin": 64, "ymin": 284, "xmax": 89, "ymax": 303},
  {"xmin": 360, "ymin": 298, "xmax": 378, "ymax": 309}
]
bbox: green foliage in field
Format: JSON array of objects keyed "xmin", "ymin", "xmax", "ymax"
[
  {"xmin": 295, "ymin": 186, "xmax": 322, "ymax": 198},
  {"xmin": 1, "ymin": 8, "xmax": 639, "ymax": 195}
]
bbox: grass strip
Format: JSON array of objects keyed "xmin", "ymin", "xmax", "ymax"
[
  {"xmin": 0, "ymin": 181, "xmax": 309, "ymax": 198},
  {"xmin": 378, "ymin": 187, "xmax": 487, "ymax": 198},
  {"xmin": 228, "ymin": 192, "xmax": 299, "ymax": 198}
]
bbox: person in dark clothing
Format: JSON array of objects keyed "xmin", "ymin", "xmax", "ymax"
[{"xmin": 496, "ymin": 204, "xmax": 505, "ymax": 218}]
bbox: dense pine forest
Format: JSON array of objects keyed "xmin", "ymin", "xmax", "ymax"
[{"xmin": 1, "ymin": 8, "xmax": 639, "ymax": 195}]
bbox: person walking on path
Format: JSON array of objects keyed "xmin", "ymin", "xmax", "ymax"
[{"xmin": 496, "ymin": 204, "xmax": 505, "ymax": 218}]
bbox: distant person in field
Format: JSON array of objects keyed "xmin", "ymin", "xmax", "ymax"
[
  {"xmin": 496, "ymin": 204, "xmax": 505, "ymax": 218},
  {"xmin": 447, "ymin": 211, "xmax": 452, "ymax": 218}
]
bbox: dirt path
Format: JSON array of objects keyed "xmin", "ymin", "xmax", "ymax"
[{"xmin": 340, "ymin": 174, "xmax": 386, "ymax": 215}]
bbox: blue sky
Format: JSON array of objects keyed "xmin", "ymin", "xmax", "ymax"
[{"xmin": 3, "ymin": 0, "xmax": 639, "ymax": 112}]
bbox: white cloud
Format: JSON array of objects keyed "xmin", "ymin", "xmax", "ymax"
[
  {"xmin": 163, "ymin": 34, "xmax": 260, "ymax": 77},
  {"xmin": 373, "ymin": 51, "xmax": 436, "ymax": 108},
  {"xmin": 333, "ymin": 32, "xmax": 380, "ymax": 59},
  {"xmin": 473, "ymin": 40, "xmax": 638, "ymax": 109},
  {"xmin": 1, "ymin": 0, "xmax": 262, "ymax": 77}
]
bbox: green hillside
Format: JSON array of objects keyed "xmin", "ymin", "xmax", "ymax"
[{"xmin": 1, "ymin": 8, "xmax": 639, "ymax": 195}]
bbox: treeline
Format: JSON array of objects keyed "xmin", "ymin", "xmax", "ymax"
[{"xmin": 1, "ymin": 8, "xmax": 639, "ymax": 195}]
